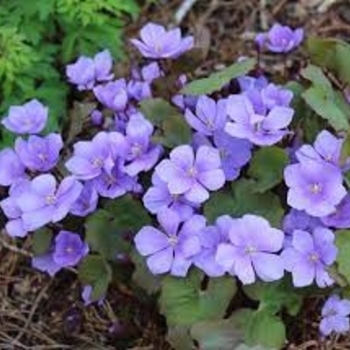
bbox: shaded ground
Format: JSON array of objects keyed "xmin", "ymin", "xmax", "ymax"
[{"xmin": 2, "ymin": 0, "xmax": 350, "ymax": 349}]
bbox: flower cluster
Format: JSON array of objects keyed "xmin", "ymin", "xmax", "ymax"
[{"xmin": 0, "ymin": 21, "xmax": 349, "ymax": 339}]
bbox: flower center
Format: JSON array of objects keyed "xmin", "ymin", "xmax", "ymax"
[
  {"xmin": 91, "ymin": 157, "xmax": 103, "ymax": 168},
  {"xmin": 309, "ymin": 183, "xmax": 322, "ymax": 194},
  {"xmin": 187, "ymin": 166, "xmax": 197, "ymax": 178},
  {"xmin": 65, "ymin": 246, "xmax": 74, "ymax": 254},
  {"xmin": 309, "ymin": 252, "xmax": 319, "ymax": 262},
  {"xmin": 168, "ymin": 235, "xmax": 178, "ymax": 246},
  {"xmin": 131, "ymin": 143, "xmax": 143, "ymax": 157},
  {"xmin": 245, "ymin": 245, "xmax": 257, "ymax": 254},
  {"xmin": 46, "ymin": 194, "xmax": 57, "ymax": 205},
  {"xmin": 38, "ymin": 153, "xmax": 47, "ymax": 161}
]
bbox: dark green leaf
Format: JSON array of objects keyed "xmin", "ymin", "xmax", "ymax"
[
  {"xmin": 301, "ymin": 64, "xmax": 333, "ymax": 94},
  {"xmin": 166, "ymin": 326, "xmax": 193, "ymax": 350},
  {"xmin": 78, "ymin": 255, "xmax": 112, "ymax": 300},
  {"xmin": 204, "ymin": 179, "xmax": 284, "ymax": 227},
  {"xmin": 248, "ymin": 147, "xmax": 288, "ymax": 192},
  {"xmin": 335, "ymin": 230, "xmax": 350, "ymax": 285},
  {"xmin": 32, "ymin": 228, "xmax": 52, "ymax": 255},
  {"xmin": 159, "ymin": 269, "xmax": 236, "ymax": 326},
  {"xmin": 181, "ymin": 58, "xmax": 256, "ymax": 95}
]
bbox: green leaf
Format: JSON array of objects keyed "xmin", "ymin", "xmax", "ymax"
[
  {"xmin": 159, "ymin": 270, "xmax": 237, "ymax": 326},
  {"xmin": 245, "ymin": 311, "xmax": 286, "ymax": 349},
  {"xmin": 78, "ymin": 255, "xmax": 112, "ymax": 300},
  {"xmin": 335, "ymin": 230, "xmax": 350, "ymax": 284},
  {"xmin": 190, "ymin": 319, "xmax": 243, "ymax": 350},
  {"xmin": 301, "ymin": 64, "xmax": 333, "ymax": 94},
  {"xmin": 32, "ymin": 228, "xmax": 52, "ymax": 255},
  {"xmin": 130, "ymin": 250, "xmax": 161, "ymax": 294},
  {"xmin": 341, "ymin": 132, "xmax": 350, "ymax": 166},
  {"xmin": 85, "ymin": 210, "xmax": 129, "ymax": 260},
  {"xmin": 166, "ymin": 326, "xmax": 193, "ymax": 350},
  {"xmin": 140, "ymin": 98, "xmax": 180, "ymax": 126},
  {"xmin": 181, "ymin": 58, "xmax": 256, "ymax": 95},
  {"xmin": 104, "ymin": 195, "xmax": 151, "ymax": 233},
  {"xmin": 140, "ymin": 98, "xmax": 192, "ymax": 147},
  {"xmin": 204, "ymin": 179, "xmax": 284, "ymax": 227},
  {"xmin": 302, "ymin": 86, "xmax": 349, "ymax": 131},
  {"xmin": 243, "ymin": 279, "xmax": 302, "ymax": 316},
  {"xmin": 307, "ymin": 37, "xmax": 350, "ymax": 85},
  {"xmin": 248, "ymin": 147, "xmax": 288, "ymax": 193}
]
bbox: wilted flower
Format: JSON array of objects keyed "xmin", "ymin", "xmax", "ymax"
[
  {"xmin": 15, "ymin": 134, "xmax": 63, "ymax": 172},
  {"xmin": 1, "ymin": 99, "xmax": 48, "ymax": 134},
  {"xmin": 282, "ymin": 227, "xmax": 337, "ymax": 287},
  {"xmin": 216, "ymin": 214, "xmax": 285, "ymax": 284},
  {"xmin": 155, "ymin": 145, "xmax": 225, "ymax": 204},
  {"xmin": 134, "ymin": 209, "xmax": 206, "ymax": 276},
  {"xmin": 320, "ymin": 295, "xmax": 350, "ymax": 337},
  {"xmin": 130, "ymin": 22, "xmax": 194, "ymax": 59},
  {"xmin": 255, "ymin": 23, "xmax": 304, "ymax": 53}
]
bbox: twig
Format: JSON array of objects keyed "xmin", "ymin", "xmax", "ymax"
[
  {"xmin": 11, "ymin": 280, "xmax": 52, "ymax": 345},
  {"xmin": 259, "ymin": 0, "xmax": 268, "ymax": 30},
  {"xmin": 174, "ymin": 0, "xmax": 198, "ymax": 25},
  {"xmin": 0, "ymin": 234, "xmax": 33, "ymax": 258}
]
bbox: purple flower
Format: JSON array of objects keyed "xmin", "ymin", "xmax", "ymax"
[
  {"xmin": 66, "ymin": 50, "xmax": 113, "ymax": 90},
  {"xmin": 296, "ymin": 130, "xmax": 343, "ymax": 168},
  {"xmin": 123, "ymin": 113, "xmax": 162, "ymax": 176},
  {"xmin": 70, "ymin": 182, "xmax": 99, "ymax": 217},
  {"xmin": 155, "ymin": 145, "xmax": 225, "ymax": 204},
  {"xmin": 143, "ymin": 173, "xmax": 196, "ymax": 221},
  {"xmin": 53, "ymin": 230, "xmax": 89, "ymax": 267},
  {"xmin": 134, "ymin": 209, "xmax": 206, "ymax": 276},
  {"xmin": 90, "ymin": 110, "xmax": 103, "ymax": 126},
  {"xmin": 184, "ymin": 96, "xmax": 227, "ymax": 135},
  {"xmin": 82, "ymin": 285, "xmax": 105, "ymax": 306},
  {"xmin": 284, "ymin": 159, "xmax": 346, "ymax": 217},
  {"xmin": 261, "ymin": 83, "xmax": 294, "ymax": 110},
  {"xmin": 216, "ymin": 214, "xmax": 284, "ymax": 284},
  {"xmin": 0, "ymin": 148, "xmax": 26, "ymax": 186},
  {"xmin": 0, "ymin": 180, "xmax": 31, "ymax": 237},
  {"xmin": 15, "ymin": 133, "xmax": 63, "ymax": 172},
  {"xmin": 93, "ymin": 79, "xmax": 128, "ymax": 111},
  {"xmin": 283, "ymin": 209, "xmax": 323, "ymax": 235},
  {"xmin": 194, "ymin": 215, "xmax": 232, "ymax": 277},
  {"xmin": 1, "ymin": 99, "xmax": 48, "ymax": 134},
  {"xmin": 66, "ymin": 131, "xmax": 126, "ymax": 180},
  {"xmin": 92, "ymin": 163, "xmax": 137, "ymax": 199},
  {"xmin": 238, "ymin": 75, "xmax": 268, "ymax": 92},
  {"xmin": 32, "ymin": 253, "xmax": 61, "ymax": 276},
  {"xmin": 256, "ymin": 23, "xmax": 304, "ymax": 53},
  {"xmin": 320, "ymin": 295, "xmax": 350, "ymax": 337},
  {"xmin": 213, "ymin": 130, "xmax": 252, "ymax": 181},
  {"xmin": 281, "ymin": 227, "xmax": 337, "ymax": 287},
  {"xmin": 130, "ymin": 22, "xmax": 194, "ymax": 59},
  {"xmin": 225, "ymin": 94, "xmax": 294, "ymax": 146},
  {"xmin": 321, "ymin": 194, "xmax": 350, "ymax": 229},
  {"xmin": 18, "ymin": 174, "xmax": 83, "ymax": 231}
]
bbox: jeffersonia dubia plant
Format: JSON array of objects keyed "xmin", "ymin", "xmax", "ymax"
[{"xmin": 2, "ymin": 21, "xmax": 350, "ymax": 348}]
